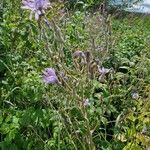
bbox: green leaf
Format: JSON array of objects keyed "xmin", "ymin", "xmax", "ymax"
[{"xmin": 123, "ymin": 143, "xmax": 142, "ymax": 150}]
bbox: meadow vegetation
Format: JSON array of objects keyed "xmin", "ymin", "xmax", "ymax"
[{"xmin": 0, "ymin": 0, "xmax": 150, "ymax": 149}]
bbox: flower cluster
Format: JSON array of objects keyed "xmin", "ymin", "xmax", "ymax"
[
  {"xmin": 42, "ymin": 51, "xmax": 111, "ymax": 85},
  {"xmin": 42, "ymin": 68, "xmax": 58, "ymax": 84}
]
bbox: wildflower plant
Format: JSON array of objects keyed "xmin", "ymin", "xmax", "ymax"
[{"xmin": 0, "ymin": 0, "xmax": 150, "ymax": 150}]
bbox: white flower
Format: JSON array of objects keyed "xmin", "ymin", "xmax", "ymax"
[
  {"xmin": 83, "ymin": 99, "xmax": 90, "ymax": 106},
  {"xmin": 131, "ymin": 92, "xmax": 139, "ymax": 100}
]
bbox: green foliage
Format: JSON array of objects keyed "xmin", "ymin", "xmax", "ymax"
[
  {"xmin": 0, "ymin": 0, "xmax": 150, "ymax": 150},
  {"xmin": 64, "ymin": 0, "xmax": 103, "ymax": 10}
]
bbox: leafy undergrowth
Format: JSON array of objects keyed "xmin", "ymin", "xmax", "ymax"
[{"xmin": 0, "ymin": 1, "xmax": 150, "ymax": 150}]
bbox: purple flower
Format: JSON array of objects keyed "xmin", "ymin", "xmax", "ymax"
[
  {"xmin": 21, "ymin": 0, "xmax": 51, "ymax": 20},
  {"xmin": 131, "ymin": 92, "xmax": 139, "ymax": 100},
  {"xmin": 141, "ymin": 127, "xmax": 148, "ymax": 134},
  {"xmin": 42, "ymin": 68, "xmax": 58, "ymax": 84},
  {"xmin": 73, "ymin": 51, "xmax": 86, "ymax": 59},
  {"xmin": 98, "ymin": 67, "xmax": 110, "ymax": 76}
]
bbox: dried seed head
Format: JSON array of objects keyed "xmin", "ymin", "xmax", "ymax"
[
  {"xmin": 84, "ymin": 51, "xmax": 92, "ymax": 64},
  {"xmin": 73, "ymin": 51, "xmax": 86, "ymax": 59}
]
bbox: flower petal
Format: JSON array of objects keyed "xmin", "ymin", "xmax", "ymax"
[
  {"xmin": 29, "ymin": 11, "xmax": 33, "ymax": 20},
  {"xmin": 35, "ymin": 12, "xmax": 39, "ymax": 20},
  {"xmin": 43, "ymin": 76, "xmax": 58, "ymax": 84},
  {"xmin": 44, "ymin": 68, "xmax": 57, "ymax": 76},
  {"xmin": 21, "ymin": 0, "xmax": 51, "ymax": 20}
]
